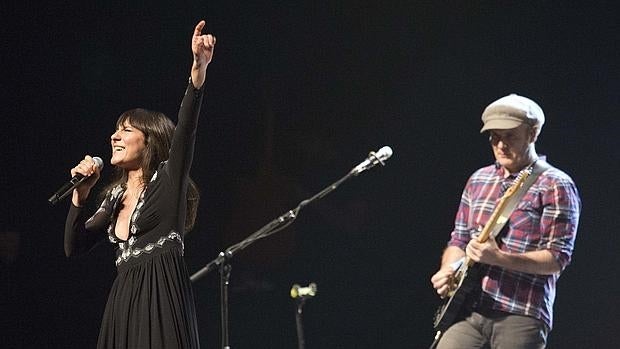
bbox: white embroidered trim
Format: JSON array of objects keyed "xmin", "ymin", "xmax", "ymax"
[
  {"xmin": 115, "ymin": 231, "xmax": 184, "ymax": 266},
  {"xmin": 107, "ymin": 170, "xmax": 152, "ymax": 244}
]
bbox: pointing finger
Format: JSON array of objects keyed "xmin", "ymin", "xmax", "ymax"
[{"xmin": 194, "ymin": 20, "xmax": 206, "ymax": 37}]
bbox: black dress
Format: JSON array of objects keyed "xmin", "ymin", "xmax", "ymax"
[{"xmin": 65, "ymin": 80, "xmax": 204, "ymax": 348}]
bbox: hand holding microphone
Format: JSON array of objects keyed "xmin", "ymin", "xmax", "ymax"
[{"xmin": 48, "ymin": 155, "xmax": 103, "ymax": 205}]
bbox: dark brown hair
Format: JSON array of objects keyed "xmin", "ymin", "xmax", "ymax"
[{"xmin": 104, "ymin": 108, "xmax": 199, "ymax": 232}]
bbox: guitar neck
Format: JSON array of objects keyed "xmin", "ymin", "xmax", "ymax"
[
  {"xmin": 476, "ymin": 194, "xmax": 511, "ymax": 243},
  {"xmin": 469, "ymin": 170, "xmax": 530, "ymax": 259}
]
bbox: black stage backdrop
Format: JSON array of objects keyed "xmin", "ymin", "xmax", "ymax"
[{"xmin": 1, "ymin": 2, "xmax": 619, "ymax": 348}]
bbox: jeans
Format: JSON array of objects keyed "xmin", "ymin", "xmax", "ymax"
[{"xmin": 436, "ymin": 310, "xmax": 548, "ymax": 349}]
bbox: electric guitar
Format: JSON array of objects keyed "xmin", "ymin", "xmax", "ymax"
[{"xmin": 430, "ymin": 168, "xmax": 531, "ymax": 348}]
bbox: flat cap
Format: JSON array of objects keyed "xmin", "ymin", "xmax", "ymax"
[{"xmin": 480, "ymin": 94, "xmax": 545, "ymax": 133}]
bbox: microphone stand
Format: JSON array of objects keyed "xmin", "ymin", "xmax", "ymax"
[
  {"xmin": 190, "ymin": 152, "xmax": 389, "ymax": 349},
  {"xmin": 295, "ymin": 297, "xmax": 308, "ymax": 349}
]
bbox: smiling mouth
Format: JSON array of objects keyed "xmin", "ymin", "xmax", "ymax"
[{"xmin": 113, "ymin": 146, "xmax": 125, "ymax": 152}]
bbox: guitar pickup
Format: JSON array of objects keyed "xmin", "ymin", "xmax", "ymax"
[{"xmin": 496, "ymin": 216, "xmax": 508, "ymax": 225}]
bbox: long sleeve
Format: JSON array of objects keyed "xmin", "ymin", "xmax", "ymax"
[
  {"xmin": 538, "ymin": 172, "xmax": 581, "ymax": 271},
  {"xmin": 64, "ymin": 188, "xmax": 121, "ymax": 257},
  {"xmin": 448, "ymin": 175, "xmax": 477, "ymax": 250},
  {"xmin": 64, "ymin": 204, "xmax": 106, "ymax": 256},
  {"xmin": 167, "ymin": 80, "xmax": 204, "ymax": 180},
  {"xmin": 162, "ymin": 80, "xmax": 204, "ymax": 232}
]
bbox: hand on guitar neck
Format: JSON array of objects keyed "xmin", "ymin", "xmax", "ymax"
[{"xmin": 466, "ymin": 235, "xmax": 503, "ymax": 266}]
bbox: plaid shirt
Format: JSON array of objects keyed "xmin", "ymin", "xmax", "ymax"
[{"xmin": 448, "ymin": 160, "xmax": 581, "ymax": 329}]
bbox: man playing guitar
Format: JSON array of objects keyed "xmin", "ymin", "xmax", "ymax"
[{"xmin": 430, "ymin": 94, "xmax": 581, "ymax": 349}]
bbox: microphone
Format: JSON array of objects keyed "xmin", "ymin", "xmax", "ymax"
[
  {"xmin": 350, "ymin": 146, "xmax": 393, "ymax": 175},
  {"xmin": 290, "ymin": 282, "xmax": 318, "ymax": 299},
  {"xmin": 48, "ymin": 157, "xmax": 104, "ymax": 205}
]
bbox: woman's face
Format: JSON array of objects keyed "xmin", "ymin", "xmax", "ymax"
[{"xmin": 110, "ymin": 121, "xmax": 146, "ymax": 170}]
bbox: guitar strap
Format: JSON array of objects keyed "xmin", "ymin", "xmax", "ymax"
[{"xmin": 489, "ymin": 159, "xmax": 551, "ymax": 239}]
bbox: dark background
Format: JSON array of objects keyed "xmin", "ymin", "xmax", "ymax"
[{"xmin": 2, "ymin": 1, "xmax": 619, "ymax": 348}]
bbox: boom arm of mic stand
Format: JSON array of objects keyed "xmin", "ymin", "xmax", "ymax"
[
  {"xmin": 190, "ymin": 211, "xmax": 296, "ymax": 282},
  {"xmin": 190, "ymin": 171, "xmax": 356, "ymax": 282}
]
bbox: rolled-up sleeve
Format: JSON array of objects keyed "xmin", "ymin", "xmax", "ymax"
[
  {"xmin": 448, "ymin": 179, "xmax": 474, "ymax": 251},
  {"xmin": 539, "ymin": 177, "xmax": 581, "ymax": 271}
]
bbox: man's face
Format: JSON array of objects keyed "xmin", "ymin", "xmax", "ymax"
[{"xmin": 488, "ymin": 123, "xmax": 534, "ymax": 173}]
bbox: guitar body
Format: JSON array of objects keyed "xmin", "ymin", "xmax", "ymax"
[{"xmin": 433, "ymin": 263, "xmax": 481, "ymax": 332}]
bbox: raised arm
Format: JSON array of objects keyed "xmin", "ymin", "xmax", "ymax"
[{"xmin": 165, "ymin": 20, "xmax": 216, "ymax": 210}]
